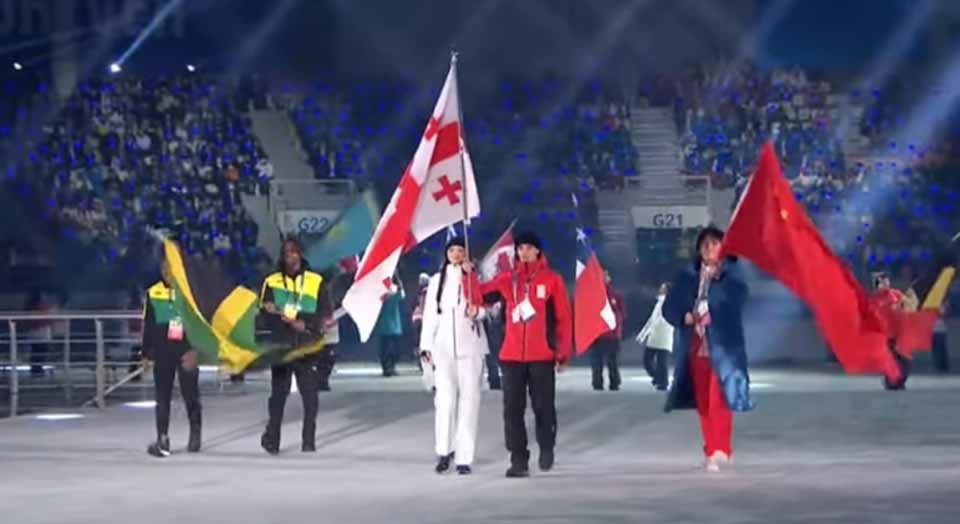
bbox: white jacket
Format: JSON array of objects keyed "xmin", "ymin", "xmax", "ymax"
[
  {"xmin": 637, "ymin": 295, "xmax": 674, "ymax": 351},
  {"xmin": 419, "ymin": 265, "xmax": 489, "ymax": 358}
]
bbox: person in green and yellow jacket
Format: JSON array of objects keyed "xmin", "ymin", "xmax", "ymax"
[
  {"xmin": 143, "ymin": 261, "xmax": 201, "ymax": 458},
  {"xmin": 259, "ymin": 238, "xmax": 332, "ymax": 454}
]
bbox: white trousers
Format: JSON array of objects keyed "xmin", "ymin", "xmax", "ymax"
[{"xmin": 433, "ymin": 351, "xmax": 484, "ymax": 465}]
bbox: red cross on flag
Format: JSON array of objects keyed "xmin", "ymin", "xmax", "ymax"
[{"xmin": 343, "ymin": 56, "xmax": 481, "ymax": 342}]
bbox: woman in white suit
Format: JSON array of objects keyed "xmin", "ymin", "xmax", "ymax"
[
  {"xmin": 637, "ymin": 282, "xmax": 674, "ymax": 390},
  {"xmin": 419, "ymin": 236, "xmax": 488, "ymax": 475}
]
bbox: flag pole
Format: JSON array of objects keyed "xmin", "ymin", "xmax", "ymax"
[
  {"xmin": 451, "ymin": 50, "xmax": 478, "ymax": 317},
  {"xmin": 451, "ymin": 51, "xmax": 471, "ymax": 259}
]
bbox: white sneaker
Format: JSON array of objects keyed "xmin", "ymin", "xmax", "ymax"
[
  {"xmin": 699, "ymin": 455, "xmax": 720, "ymax": 472},
  {"xmin": 712, "ymin": 451, "xmax": 732, "ymax": 466}
]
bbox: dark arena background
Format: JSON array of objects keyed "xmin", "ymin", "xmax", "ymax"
[{"xmin": 3, "ymin": 1, "xmax": 960, "ymax": 522}]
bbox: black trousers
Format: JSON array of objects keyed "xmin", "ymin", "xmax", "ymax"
[
  {"xmin": 883, "ymin": 340, "xmax": 911, "ymax": 390},
  {"xmin": 932, "ymin": 333, "xmax": 949, "ymax": 373},
  {"xmin": 29, "ymin": 343, "xmax": 49, "ymax": 374},
  {"xmin": 153, "ymin": 348, "xmax": 201, "ymax": 438},
  {"xmin": 379, "ymin": 335, "xmax": 402, "ymax": 375},
  {"xmin": 486, "ymin": 353, "xmax": 502, "ymax": 389},
  {"xmin": 317, "ymin": 347, "xmax": 336, "ymax": 389},
  {"xmin": 501, "ymin": 361, "xmax": 556, "ymax": 465},
  {"xmin": 590, "ymin": 338, "xmax": 622, "ymax": 390},
  {"xmin": 266, "ymin": 355, "xmax": 321, "ymax": 444},
  {"xmin": 643, "ymin": 347, "xmax": 670, "ymax": 389}
]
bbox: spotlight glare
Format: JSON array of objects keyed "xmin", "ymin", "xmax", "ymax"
[
  {"xmin": 13, "ymin": 62, "xmax": 22, "ymax": 71},
  {"xmin": 186, "ymin": 64, "xmax": 196, "ymax": 73},
  {"xmin": 35, "ymin": 413, "xmax": 85, "ymax": 421},
  {"xmin": 124, "ymin": 401, "xmax": 156, "ymax": 409},
  {"xmin": 109, "ymin": 63, "xmax": 122, "ymax": 74}
]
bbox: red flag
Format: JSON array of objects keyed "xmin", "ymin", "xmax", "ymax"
[
  {"xmin": 343, "ymin": 58, "xmax": 481, "ymax": 342},
  {"xmin": 573, "ymin": 196, "xmax": 616, "ymax": 355},
  {"xmin": 480, "ymin": 220, "xmax": 516, "ymax": 281},
  {"xmin": 894, "ymin": 310, "xmax": 940, "ymax": 357},
  {"xmin": 721, "ymin": 142, "xmax": 900, "ymax": 379}
]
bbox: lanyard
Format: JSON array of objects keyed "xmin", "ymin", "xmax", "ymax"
[
  {"xmin": 281, "ymin": 273, "xmax": 305, "ymax": 309},
  {"xmin": 511, "ymin": 266, "xmax": 540, "ymax": 304}
]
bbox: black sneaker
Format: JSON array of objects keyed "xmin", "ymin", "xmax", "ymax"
[
  {"xmin": 260, "ymin": 432, "xmax": 280, "ymax": 455},
  {"xmin": 435, "ymin": 452, "xmax": 453, "ymax": 474},
  {"xmin": 505, "ymin": 463, "xmax": 530, "ymax": 478},
  {"xmin": 147, "ymin": 435, "xmax": 171, "ymax": 458},
  {"xmin": 456, "ymin": 465, "xmax": 472, "ymax": 475},
  {"xmin": 302, "ymin": 441, "xmax": 316, "ymax": 453},
  {"xmin": 539, "ymin": 449, "xmax": 554, "ymax": 472},
  {"xmin": 187, "ymin": 427, "xmax": 201, "ymax": 453}
]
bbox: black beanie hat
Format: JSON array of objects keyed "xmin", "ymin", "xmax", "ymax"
[
  {"xmin": 445, "ymin": 236, "xmax": 466, "ymax": 250},
  {"xmin": 514, "ymin": 231, "xmax": 542, "ymax": 252}
]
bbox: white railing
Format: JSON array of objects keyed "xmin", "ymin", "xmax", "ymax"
[{"xmin": 0, "ymin": 311, "xmax": 142, "ymax": 416}]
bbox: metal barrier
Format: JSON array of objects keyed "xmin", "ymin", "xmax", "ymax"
[
  {"xmin": 623, "ymin": 173, "xmax": 713, "ymax": 212},
  {"xmin": 0, "ymin": 311, "xmax": 143, "ymax": 417},
  {"xmin": 268, "ymin": 179, "xmax": 357, "ymax": 214}
]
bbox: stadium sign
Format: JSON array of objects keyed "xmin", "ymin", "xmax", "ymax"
[
  {"xmin": 279, "ymin": 210, "xmax": 339, "ymax": 236},
  {"xmin": 630, "ymin": 206, "xmax": 710, "ymax": 229}
]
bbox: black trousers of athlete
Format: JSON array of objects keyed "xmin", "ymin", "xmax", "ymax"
[
  {"xmin": 486, "ymin": 353, "xmax": 502, "ymax": 389},
  {"xmin": 642, "ymin": 347, "xmax": 669, "ymax": 390},
  {"xmin": 501, "ymin": 361, "xmax": 556, "ymax": 466},
  {"xmin": 590, "ymin": 338, "xmax": 622, "ymax": 390},
  {"xmin": 883, "ymin": 339, "xmax": 911, "ymax": 390},
  {"xmin": 932, "ymin": 333, "xmax": 950, "ymax": 373},
  {"xmin": 153, "ymin": 348, "xmax": 201, "ymax": 438},
  {"xmin": 317, "ymin": 346, "xmax": 336, "ymax": 390},
  {"xmin": 266, "ymin": 355, "xmax": 321, "ymax": 445},
  {"xmin": 379, "ymin": 335, "xmax": 402, "ymax": 376}
]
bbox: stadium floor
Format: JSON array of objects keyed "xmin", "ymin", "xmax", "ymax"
[{"xmin": 2, "ymin": 367, "xmax": 959, "ymax": 524}]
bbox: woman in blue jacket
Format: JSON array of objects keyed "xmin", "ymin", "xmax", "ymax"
[{"xmin": 662, "ymin": 226, "xmax": 752, "ymax": 472}]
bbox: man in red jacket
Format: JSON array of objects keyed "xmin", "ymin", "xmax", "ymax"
[{"xmin": 473, "ymin": 231, "xmax": 573, "ymax": 478}]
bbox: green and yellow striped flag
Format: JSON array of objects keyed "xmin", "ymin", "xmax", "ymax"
[{"xmin": 163, "ymin": 240, "xmax": 327, "ymax": 374}]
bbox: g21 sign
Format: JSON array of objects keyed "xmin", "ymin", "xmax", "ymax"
[{"xmin": 631, "ymin": 206, "xmax": 710, "ymax": 229}]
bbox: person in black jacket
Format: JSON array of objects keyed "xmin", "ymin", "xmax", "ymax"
[
  {"xmin": 259, "ymin": 238, "xmax": 332, "ymax": 454},
  {"xmin": 143, "ymin": 262, "xmax": 201, "ymax": 458}
]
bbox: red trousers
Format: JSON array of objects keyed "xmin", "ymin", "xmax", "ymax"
[{"xmin": 690, "ymin": 340, "xmax": 733, "ymax": 457}]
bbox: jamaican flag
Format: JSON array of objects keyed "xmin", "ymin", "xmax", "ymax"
[{"xmin": 163, "ymin": 240, "xmax": 327, "ymax": 373}]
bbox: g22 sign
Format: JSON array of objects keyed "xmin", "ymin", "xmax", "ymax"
[
  {"xmin": 280, "ymin": 210, "xmax": 339, "ymax": 235},
  {"xmin": 631, "ymin": 206, "xmax": 709, "ymax": 229}
]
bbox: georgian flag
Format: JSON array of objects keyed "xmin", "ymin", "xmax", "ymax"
[{"xmin": 343, "ymin": 58, "xmax": 480, "ymax": 342}]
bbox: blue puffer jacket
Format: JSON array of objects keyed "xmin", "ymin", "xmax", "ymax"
[{"xmin": 662, "ymin": 257, "xmax": 754, "ymax": 413}]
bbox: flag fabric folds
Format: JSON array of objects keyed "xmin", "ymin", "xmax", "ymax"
[
  {"xmin": 480, "ymin": 220, "xmax": 516, "ymax": 281},
  {"xmin": 895, "ymin": 266, "xmax": 955, "ymax": 356},
  {"xmin": 343, "ymin": 57, "xmax": 481, "ymax": 342},
  {"xmin": 163, "ymin": 240, "xmax": 327, "ymax": 374},
  {"xmin": 302, "ymin": 188, "xmax": 380, "ymax": 272},
  {"xmin": 720, "ymin": 142, "xmax": 900, "ymax": 379},
  {"xmin": 572, "ymin": 194, "xmax": 616, "ymax": 355}
]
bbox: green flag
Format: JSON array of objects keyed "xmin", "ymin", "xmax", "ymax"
[{"xmin": 303, "ymin": 188, "xmax": 380, "ymax": 270}]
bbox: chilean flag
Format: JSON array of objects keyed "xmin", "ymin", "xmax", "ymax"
[
  {"xmin": 479, "ymin": 219, "xmax": 516, "ymax": 281},
  {"xmin": 572, "ymin": 194, "xmax": 616, "ymax": 354},
  {"xmin": 343, "ymin": 57, "xmax": 481, "ymax": 342}
]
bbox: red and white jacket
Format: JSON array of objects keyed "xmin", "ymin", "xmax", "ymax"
[{"xmin": 477, "ymin": 256, "xmax": 573, "ymax": 364}]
